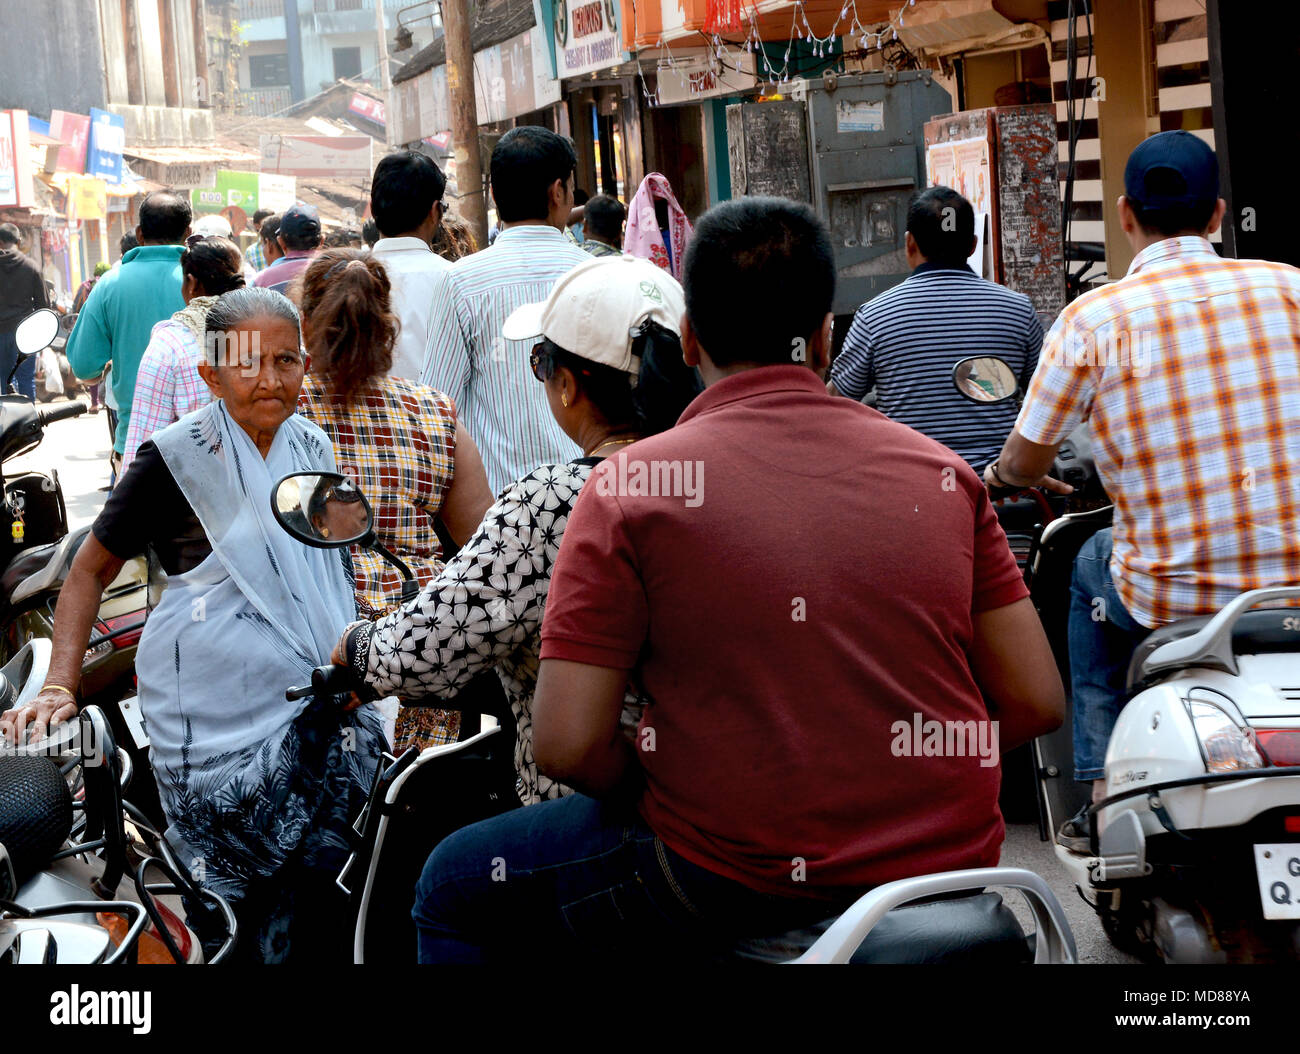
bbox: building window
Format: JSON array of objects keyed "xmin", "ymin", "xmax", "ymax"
[
  {"xmin": 250, "ymin": 52, "xmax": 291, "ymax": 88},
  {"xmin": 333, "ymin": 46, "xmax": 363, "ymax": 80}
]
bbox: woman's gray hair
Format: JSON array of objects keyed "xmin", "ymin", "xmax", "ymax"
[{"xmin": 203, "ymin": 286, "xmax": 302, "ymax": 367}]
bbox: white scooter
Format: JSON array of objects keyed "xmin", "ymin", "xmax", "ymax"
[
  {"xmin": 955, "ymin": 355, "xmax": 1300, "ymax": 964},
  {"xmin": 1056, "ymin": 587, "xmax": 1300, "ymax": 963},
  {"xmin": 270, "ymin": 470, "xmax": 1080, "ymax": 965}
]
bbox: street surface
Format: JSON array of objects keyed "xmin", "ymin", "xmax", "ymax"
[{"xmin": 15, "ymin": 393, "xmax": 1138, "ymax": 963}]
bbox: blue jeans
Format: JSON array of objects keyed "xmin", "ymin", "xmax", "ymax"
[
  {"xmin": 1067, "ymin": 528, "xmax": 1152, "ymax": 781},
  {"xmin": 413, "ymin": 793, "xmax": 855, "ymax": 963},
  {"xmin": 0, "ymin": 329, "xmax": 36, "ymax": 399}
]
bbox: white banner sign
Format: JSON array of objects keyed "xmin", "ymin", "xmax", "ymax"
[
  {"xmin": 554, "ymin": 0, "xmax": 622, "ymax": 78},
  {"xmin": 655, "ymin": 52, "xmax": 756, "ymax": 106},
  {"xmin": 258, "ymin": 172, "xmax": 297, "ymax": 213},
  {"xmin": 259, "ymin": 135, "xmax": 373, "ymax": 180}
]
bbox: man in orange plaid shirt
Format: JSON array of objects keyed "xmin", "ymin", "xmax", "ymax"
[{"xmin": 985, "ymin": 131, "xmax": 1300, "ymax": 847}]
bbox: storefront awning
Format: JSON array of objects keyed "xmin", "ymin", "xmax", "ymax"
[{"xmin": 122, "ymin": 145, "xmax": 260, "ymax": 164}]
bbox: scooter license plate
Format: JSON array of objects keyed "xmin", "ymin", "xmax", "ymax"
[{"xmin": 1253, "ymin": 844, "xmax": 1300, "ymax": 920}]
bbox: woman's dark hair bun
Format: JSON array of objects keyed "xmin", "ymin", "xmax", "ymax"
[
  {"xmin": 631, "ymin": 321, "xmax": 702, "ymax": 436},
  {"xmin": 181, "ymin": 236, "xmax": 245, "ymax": 297}
]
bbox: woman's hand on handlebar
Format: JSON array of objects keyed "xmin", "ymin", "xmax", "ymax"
[{"xmin": 0, "ymin": 689, "xmax": 77, "ymax": 745}]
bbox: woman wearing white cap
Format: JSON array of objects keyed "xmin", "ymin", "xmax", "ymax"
[{"xmin": 331, "ymin": 256, "xmax": 703, "ymax": 806}]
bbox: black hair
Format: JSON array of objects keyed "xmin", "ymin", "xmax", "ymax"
[
  {"xmin": 253, "ymin": 209, "xmax": 271, "ymax": 226},
  {"xmin": 119, "ymin": 231, "xmax": 138, "ymax": 256},
  {"xmin": 544, "ymin": 321, "xmax": 702, "ymax": 437},
  {"xmin": 683, "ymin": 197, "xmax": 835, "ymax": 368},
  {"xmin": 259, "ymin": 214, "xmax": 281, "ymax": 242},
  {"xmin": 584, "ymin": 194, "xmax": 625, "ymax": 245},
  {"xmin": 1128, "ymin": 168, "xmax": 1217, "ymax": 235},
  {"xmin": 138, "ymin": 191, "xmax": 193, "ymax": 244},
  {"xmin": 181, "ymin": 236, "xmax": 246, "ymax": 297},
  {"xmin": 906, "ymin": 186, "xmax": 974, "ymax": 267},
  {"xmin": 0, "ymin": 223, "xmax": 20, "ymax": 246},
  {"xmin": 371, "ymin": 150, "xmax": 447, "ymax": 237},
  {"xmin": 573, "ymin": 188, "xmax": 590, "ymax": 207},
  {"xmin": 490, "ymin": 126, "xmax": 576, "ymax": 223},
  {"xmin": 362, "ymin": 218, "xmax": 380, "ymax": 246}
]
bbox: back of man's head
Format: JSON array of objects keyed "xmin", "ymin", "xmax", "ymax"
[
  {"xmin": 584, "ymin": 194, "xmax": 625, "ymax": 246},
  {"xmin": 371, "ymin": 150, "xmax": 447, "ymax": 238},
  {"xmin": 1124, "ymin": 130, "xmax": 1220, "ymax": 236},
  {"xmin": 490, "ymin": 126, "xmax": 576, "ymax": 224},
  {"xmin": 0, "ymin": 223, "xmax": 20, "ymax": 248},
  {"xmin": 907, "ymin": 187, "xmax": 974, "ymax": 268},
  {"xmin": 259, "ymin": 214, "xmax": 281, "ymax": 243},
  {"xmin": 138, "ymin": 191, "xmax": 193, "ymax": 244},
  {"xmin": 252, "ymin": 208, "xmax": 271, "ymax": 228},
  {"xmin": 119, "ymin": 231, "xmax": 138, "ymax": 256},
  {"xmin": 362, "ymin": 218, "xmax": 379, "ymax": 247},
  {"xmin": 684, "ymin": 197, "xmax": 835, "ymax": 368}
]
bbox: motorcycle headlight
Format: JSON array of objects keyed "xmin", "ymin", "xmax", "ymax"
[{"xmin": 1187, "ymin": 698, "xmax": 1263, "ymax": 773}]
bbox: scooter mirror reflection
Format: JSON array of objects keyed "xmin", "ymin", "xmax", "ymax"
[
  {"xmin": 14, "ymin": 309, "xmax": 60, "ymax": 357},
  {"xmin": 271, "ymin": 471, "xmax": 374, "ymax": 549},
  {"xmin": 952, "ymin": 356, "xmax": 1019, "ymax": 404}
]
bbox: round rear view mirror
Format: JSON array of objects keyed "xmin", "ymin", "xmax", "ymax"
[
  {"xmin": 14, "ymin": 309, "xmax": 60, "ymax": 357},
  {"xmin": 952, "ymin": 356, "xmax": 1019, "ymax": 404},
  {"xmin": 271, "ymin": 471, "xmax": 373, "ymax": 549}
]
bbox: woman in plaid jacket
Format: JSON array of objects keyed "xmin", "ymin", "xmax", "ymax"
[{"xmin": 296, "ymin": 249, "xmax": 495, "ymax": 751}]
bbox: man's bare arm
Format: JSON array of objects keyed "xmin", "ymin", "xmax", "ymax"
[
  {"xmin": 533, "ymin": 659, "xmax": 634, "ymax": 796},
  {"xmin": 968, "ymin": 596, "xmax": 1064, "ymax": 752}
]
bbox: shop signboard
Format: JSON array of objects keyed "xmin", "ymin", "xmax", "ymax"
[
  {"xmin": 260, "ymin": 135, "xmax": 373, "ymax": 179},
  {"xmin": 49, "ymin": 111, "xmax": 91, "ymax": 175},
  {"xmin": 86, "ymin": 108, "xmax": 125, "ymax": 184},
  {"xmin": 553, "ymin": 0, "xmax": 622, "ymax": 78}
]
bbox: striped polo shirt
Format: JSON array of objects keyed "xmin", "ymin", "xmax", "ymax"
[
  {"xmin": 830, "ymin": 265, "xmax": 1044, "ymax": 470},
  {"xmin": 421, "ymin": 225, "xmax": 590, "ymax": 493}
]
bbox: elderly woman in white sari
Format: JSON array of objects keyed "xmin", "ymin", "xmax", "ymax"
[{"xmin": 0, "ymin": 287, "xmax": 383, "ymax": 963}]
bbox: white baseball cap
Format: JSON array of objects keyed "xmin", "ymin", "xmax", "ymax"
[
  {"xmin": 501, "ymin": 255, "xmax": 685, "ymax": 375},
  {"xmin": 192, "ymin": 214, "xmax": 234, "ymax": 239}
]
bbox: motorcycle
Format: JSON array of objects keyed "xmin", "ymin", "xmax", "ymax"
[
  {"xmin": 0, "ymin": 309, "xmax": 153, "ymax": 821},
  {"xmin": 0, "ymin": 639, "xmax": 237, "ymax": 963},
  {"xmin": 269, "ymin": 470, "xmax": 1080, "ymax": 964},
  {"xmin": 955, "ymin": 355, "xmax": 1300, "ymax": 963}
]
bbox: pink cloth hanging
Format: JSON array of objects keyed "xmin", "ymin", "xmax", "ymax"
[{"xmin": 623, "ymin": 173, "xmax": 692, "ymax": 281}]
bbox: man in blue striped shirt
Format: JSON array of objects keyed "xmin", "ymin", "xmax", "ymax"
[
  {"xmin": 421, "ymin": 127, "xmax": 589, "ymax": 493},
  {"xmin": 828, "ymin": 187, "xmax": 1043, "ymax": 471}
]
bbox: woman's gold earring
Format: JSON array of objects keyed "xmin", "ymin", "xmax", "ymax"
[{"xmin": 561, "ymin": 391, "xmax": 569, "ymax": 408}]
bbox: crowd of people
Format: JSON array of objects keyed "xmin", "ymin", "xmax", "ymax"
[{"xmin": 1, "ymin": 124, "xmax": 1298, "ymax": 964}]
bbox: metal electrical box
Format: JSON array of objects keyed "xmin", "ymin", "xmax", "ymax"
[{"xmin": 727, "ymin": 70, "xmax": 951, "ymax": 316}]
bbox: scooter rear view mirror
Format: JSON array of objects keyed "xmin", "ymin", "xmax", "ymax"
[
  {"xmin": 952, "ymin": 356, "xmax": 1019, "ymax": 405},
  {"xmin": 13, "ymin": 309, "xmax": 59, "ymax": 357},
  {"xmin": 271, "ymin": 471, "xmax": 375, "ymax": 549}
]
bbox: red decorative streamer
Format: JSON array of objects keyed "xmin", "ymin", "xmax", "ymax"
[{"xmin": 704, "ymin": 0, "xmax": 744, "ymax": 33}]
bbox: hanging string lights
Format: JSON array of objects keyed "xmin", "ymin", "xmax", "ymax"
[{"xmin": 635, "ymin": 0, "xmax": 919, "ymax": 104}]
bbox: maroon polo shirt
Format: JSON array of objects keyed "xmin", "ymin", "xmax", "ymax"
[{"xmin": 540, "ymin": 365, "xmax": 1027, "ymax": 898}]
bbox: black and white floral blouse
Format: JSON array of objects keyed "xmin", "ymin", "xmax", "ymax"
[{"xmin": 349, "ymin": 458, "xmax": 642, "ymax": 805}]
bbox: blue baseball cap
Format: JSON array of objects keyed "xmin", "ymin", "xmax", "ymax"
[
  {"xmin": 279, "ymin": 203, "xmax": 321, "ymax": 240},
  {"xmin": 1124, "ymin": 131, "xmax": 1219, "ymax": 210}
]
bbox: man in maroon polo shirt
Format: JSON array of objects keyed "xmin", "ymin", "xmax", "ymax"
[{"xmin": 409, "ymin": 197, "xmax": 1064, "ymax": 963}]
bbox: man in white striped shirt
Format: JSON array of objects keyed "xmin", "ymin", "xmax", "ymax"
[{"xmin": 421, "ymin": 127, "xmax": 589, "ymax": 493}]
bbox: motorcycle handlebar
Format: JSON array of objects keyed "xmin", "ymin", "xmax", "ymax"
[
  {"xmin": 38, "ymin": 401, "xmax": 88, "ymax": 427},
  {"xmin": 286, "ymin": 663, "xmax": 369, "ymax": 703}
]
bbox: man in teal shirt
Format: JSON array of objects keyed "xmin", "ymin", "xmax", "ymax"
[{"xmin": 67, "ymin": 191, "xmax": 192, "ymax": 462}]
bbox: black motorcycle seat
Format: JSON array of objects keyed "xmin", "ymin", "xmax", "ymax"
[
  {"xmin": 1, "ymin": 542, "xmax": 58, "ymax": 600},
  {"xmin": 1127, "ymin": 607, "xmax": 1300, "ymax": 692},
  {"xmin": 732, "ymin": 891, "xmax": 1031, "ymax": 964}
]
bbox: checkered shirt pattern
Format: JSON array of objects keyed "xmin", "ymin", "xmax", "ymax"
[
  {"xmin": 298, "ymin": 375, "xmax": 457, "ymax": 611},
  {"xmin": 1016, "ymin": 236, "xmax": 1300, "ymax": 627}
]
